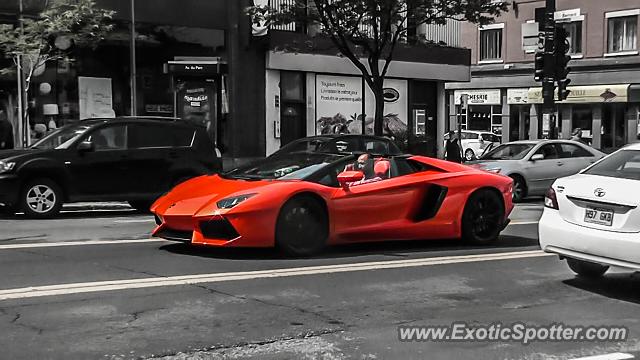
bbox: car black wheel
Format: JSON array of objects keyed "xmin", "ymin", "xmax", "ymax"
[
  {"xmin": 464, "ymin": 149, "xmax": 476, "ymax": 161},
  {"xmin": 567, "ymin": 258, "xmax": 609, "ymax": 278},
  {"xmin": 21, "ymin": 178, "xmax": 63, "ymax": 218},
  {"xmin": 128, "ymin": 200, "xmax": 154, "ymax": 213},
  {"xmin": 275, "ymin": 195, "xmax": 328, "ymax": 257},
  {"xmin": 510, "ymin": 175, "xmax": 526, "ymax": 203},
  {"xmin": 461, "ymin": 189, "xmax": 504, "ymax": 244}
]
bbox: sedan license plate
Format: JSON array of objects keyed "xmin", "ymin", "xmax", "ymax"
[{"xmin": 584, "ymin": 207, "xmax": 614, "ymax": 226}]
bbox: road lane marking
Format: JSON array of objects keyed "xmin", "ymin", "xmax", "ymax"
[
  {"xmin": 0, "ymin": 250, "xmax": 553, "ymax": 301},
  {"xmin": 0, "ymin": 239, "xmax": 167, "ymax": 250},
  {"xmin": 508, "ymin": 221, "xmax": 539, "ymax": 225},
  {"xmin": 571, "ymin": 353, "xmax": 634, "ymax": 360},
  {"xmin": 113, "ymin": 218, "xmax": 155, "ymax": 224}
]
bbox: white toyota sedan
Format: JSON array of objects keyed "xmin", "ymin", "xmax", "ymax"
[{"xmin": 539, "ymin": 143, "xmax": 640, "ymax": 278}]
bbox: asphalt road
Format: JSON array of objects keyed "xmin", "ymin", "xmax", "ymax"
[{"xmin": 1, "ymin": 201, "xmax": 639, "ymax": 360}]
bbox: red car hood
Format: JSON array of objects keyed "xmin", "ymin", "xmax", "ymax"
[{"xmin": 151, "ymin": 174, "xmax": 279, "ymax": 217}]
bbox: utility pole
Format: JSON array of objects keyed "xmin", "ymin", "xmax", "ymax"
[
  {"xmin": 129, "ymin": 0, "xmax": 137, "ymax": 116},
  {"xmin": 542, "ymin": 0, "xmax": 557, "ymax": 139}
]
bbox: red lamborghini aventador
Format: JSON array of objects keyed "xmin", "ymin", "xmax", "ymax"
[{"xmin": 151, "ymin": 153, "xmax": 514, "ymax": 256}]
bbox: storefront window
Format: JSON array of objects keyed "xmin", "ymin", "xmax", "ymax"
[{"xmin": 572, "ymin": 105, "xmax": 593, "ymax": 144}]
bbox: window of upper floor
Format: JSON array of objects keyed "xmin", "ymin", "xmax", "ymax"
[
  {"xmin": 560, "ymin": 20, "xmax": 583, "ymax": 55},
  {"xmin": 606, "ymin": 10, "xmax": 639, "ymax": 56},
  {"xmin": 479, "ymin": 23, "xmax": 504, "ymax": 63}
]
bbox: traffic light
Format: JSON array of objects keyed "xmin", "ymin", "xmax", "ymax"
[
  {"xmin": 555, "ymin": 25, "xmax": 572, "ymax": 101},
  {"xmin": 534, "ymin": 51, "xmax": 546, "ymax": 82}
]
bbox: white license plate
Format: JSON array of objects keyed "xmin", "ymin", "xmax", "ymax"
[{"xmin": 584, "ymin": 207, "xmax": 614, "ymax": 226}]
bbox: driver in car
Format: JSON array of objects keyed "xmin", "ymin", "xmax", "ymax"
[{"xmin": 347, "ymin": 159, "xmax": 391, "ymax": 186}]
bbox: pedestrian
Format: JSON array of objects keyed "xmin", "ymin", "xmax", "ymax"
[
  {"xmin": 0, "ymin": 109, "xmax": 14, "ymax": 150},
  {"xmin": 445, "ymin": 130, "xmax": 462, "ymax": 163}
]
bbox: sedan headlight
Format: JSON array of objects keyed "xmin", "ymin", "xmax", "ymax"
[
  {"xmin": 0, "ymin": 161, "xmax": 16, "ymax": 174},
  {"xmin": 486, "ymin": 168, "xmax": 501, "ymax": 173},
  {"xmin": 216, "ymin": 193, "xmax": 256, "ymax": 209}
]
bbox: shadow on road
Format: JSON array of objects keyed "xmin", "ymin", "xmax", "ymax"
[
  {"xmin": 563, "ymin": 273, "xmax": 640, "ymax": 304},
  {"xmin": 159, "ymin": 235, "xmax": 540, "ymax": 261}
]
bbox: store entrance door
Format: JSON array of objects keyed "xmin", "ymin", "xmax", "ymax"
[{"xmin": 408, "ymin": 81, "xmax": 437, "ymax": 157}]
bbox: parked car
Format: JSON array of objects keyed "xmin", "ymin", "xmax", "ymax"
[
  {"xmin": 471, "ymin": 140, "xmax": 605, "ymax": 202},
  {"xmin": 270, "ymin": 135, "xmax": 403, "ymax": 157},
  {"xmin": 539, "ymin": 144, "xmax": 640, "ymax": 278},
  {"xmin": 0, "ymin": 116, "xmax": 221, "ymax": 218},
  {"xmin": 151, "ymin": 152, "xmax": 513, "ymax": 256},
  {"xmin": 443, "ymin": 130, "xmax": 501, "ymax": 161}
]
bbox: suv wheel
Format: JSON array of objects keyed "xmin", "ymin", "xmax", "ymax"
[{"xmin": 21, "ymin": 178, "xmax": 63, "ymax": 218}]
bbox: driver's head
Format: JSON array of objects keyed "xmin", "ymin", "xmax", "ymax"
[
  {"xmin": 374, "ymin": 159, "xmax": 391, "ymax": 179},
  {"xmin": 355, "ymin": 153, "xmax": 370, "ymax": 170}
]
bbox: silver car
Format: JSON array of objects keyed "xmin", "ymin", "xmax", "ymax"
[{"xmin": 471, "ymin": 140, "xmax": 605, "ymax": 202}]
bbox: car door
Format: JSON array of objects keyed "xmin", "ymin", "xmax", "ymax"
[
  {"xmin": 126, "ymin": 123, "xmax": 174, "ymax": 197},
  {"xmin": 555, "ymin": 142, "xmax": 597, "ymax": 176},
  {"xmin": 66, "ymin": 124, "xmax": 130, "ymax": 198},
  {"xmin": 523, "ymin": 143, "xmax": 562, "ymax": 194},
  {"xmin": 329, "ymin": 158, "xmax": 421, "ymax": 241}
]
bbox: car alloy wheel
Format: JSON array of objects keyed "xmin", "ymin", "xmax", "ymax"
[
  {"xmin": 465, "ymin": 149, "xmax": 475, "ymax": 161},
  {"xmin": 21, "ymin": 178, "xmax": 63, "ymax": 218},
  {"xmin": 276, "ymin": 195, "xmax": 328, "ymax": 256},
  {"xmin": 510, "ymin": 175, "xmax": 526, "ymax": 203},
  {"xmin": 462, "ymin": 189, "xmax": 504, "ymax": 244}
]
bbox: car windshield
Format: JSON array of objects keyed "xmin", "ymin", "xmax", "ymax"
[
  {"xmin": 224, "ymin": 153, "xmax": 344, "ymax": 180},
  {"xmin": 583, "ymin": 150, "xmax": 640, "ymax": 180},
  {"xmin": 274, "ymin": 138, "xmax": 332, "ymax": 155},
  {"xmin": 30, "ymin": 123, "xmax": 93, "ymax": 150},
  {"xmin": 481, "ymin": 143, "xmax": 535, "ymax": 160}
]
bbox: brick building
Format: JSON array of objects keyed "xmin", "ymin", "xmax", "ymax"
[{"xmin": 447, "ymin": 0, "xmax": 640, "ymax": 153}]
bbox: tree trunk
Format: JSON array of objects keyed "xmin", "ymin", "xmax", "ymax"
[{"xmin": 372, "ymin": 81, "xmax": 385, "ymax": 136}]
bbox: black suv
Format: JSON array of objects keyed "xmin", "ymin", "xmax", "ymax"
[{"xmin": 0, "ymin": 117, "xmax": 221, "ymax": 218}]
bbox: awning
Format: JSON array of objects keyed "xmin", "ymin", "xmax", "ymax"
[
  {"xmin": 527, "ymin": 84, "xmax": 630, "ymax": 104},
  {"xmin": 528, "ymin": 84, "xmax": 630, "ymax": 104}
]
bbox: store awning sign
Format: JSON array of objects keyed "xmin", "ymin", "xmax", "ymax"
[
  {"xmin": 454, "ymin": 89, "xmax": 501, "ymax": 105},
  {"xmin": 527, "ymin": 84, "xmax": 630, "ymax": 104}
]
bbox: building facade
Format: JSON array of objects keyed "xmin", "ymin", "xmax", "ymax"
[
  {"xmin": 447, "ymin": 0, "xmax": 640, "ymax": 153},
  {"xmin": 1, "ymin": 0, "xmax": 470, "ymax": 165}
]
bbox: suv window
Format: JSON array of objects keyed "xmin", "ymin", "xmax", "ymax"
[
  {"xmin": 86, "ymin": 125, "xmax": 126, "ymax": 150},
  {"xmin": 365, "ymin": 139, "xmax": 389, "ymax": 154},
  {"xmin": 557, "ymin": 143, "xmax": 593, "ymax": 158},
  {"xmin": 128, "ymin": 124, "xmax": 174, "ymax": 149},
  {"xmin": 463, "ymin": 132, "xmax": 479, "ymax": 140}
]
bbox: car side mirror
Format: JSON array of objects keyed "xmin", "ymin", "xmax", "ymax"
[
  {"xmin": 77, "ymin": 141, "xmax": 95, "ymax": 152},
  {"xmin": 531, "ymin": 154, "xmax": 544, "ymax": 161},
  {"xmin": 337, "ymin": 171, "xmax": 364, "ymax": 189}
]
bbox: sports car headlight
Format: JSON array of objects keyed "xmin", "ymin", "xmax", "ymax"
[
  {"xmin": 216, "ymin": 193, "xmax": 256, "ymax": 209},
  {"xmin": 0, "ymin": 161, "xmax": 15, "ymax": 174}
]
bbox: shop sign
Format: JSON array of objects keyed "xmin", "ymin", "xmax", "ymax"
[
  {"xmin": 167, "ymin": 62, "xmax": 222, "ymax": 75},
  {"xmin": 145, "ymin": 104, "xmax": 173, "ymax": 114},
  {"xmin": 527, "ymin": 84, "xmax": 630, "ymax": 104},
  {"xmin": 554, "ymin": 9, "xmax": 581, "ymax": 23},
  {"xmin": 454, "ymin": 89, "xmax": 501, "ymax": 105},
  {"xmin": 316, "ymin": 75, "xmax": 364, "ymax": 135},
  {"xmin": 507, "ymin": 88, "xmax": 530, "ymax": 104},
  {"xmin": 78, "ymin": 77, "xmax": 114, "ymax": 120}
]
